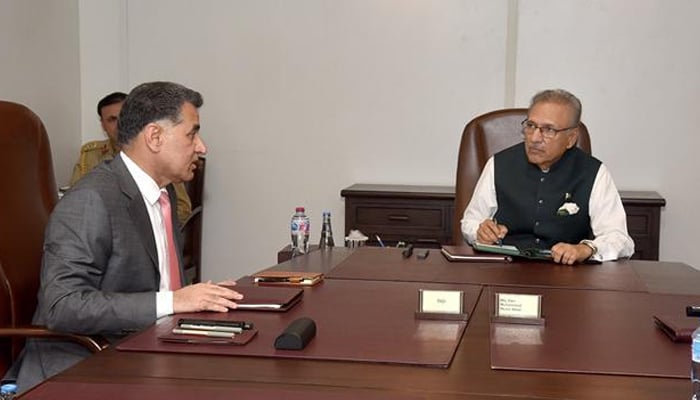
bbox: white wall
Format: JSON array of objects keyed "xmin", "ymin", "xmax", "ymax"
[
  {"xmin": 78, "ymin": 0, "xmax": 129, "ymax": 145},
  {"xmin": 515, "ymin": 0, "xmax": 700, "ymax": 265},
  {"xmin": 72, "ymin": 0, "xmax": 700, "ymax": 279},
  {"xmin": 121, "ymin": 0, "xmax": 509, "ymax": 280},
  {"xmin": 0, "ymin": 0, "xmax": 81, "ymax": 186}
]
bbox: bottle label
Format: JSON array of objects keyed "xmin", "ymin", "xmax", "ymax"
[
  {"xmin": 693, "ymin": 337, "xmax": 700, "ymax": 362},
  {"xmin": 291, "ymin": 220, "xmax": 309, "ymax": 234}
]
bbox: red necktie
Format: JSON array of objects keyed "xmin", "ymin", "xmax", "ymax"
[{"xmin": 159, "ymin": 190, "xmax": 182, "ymax": 290}]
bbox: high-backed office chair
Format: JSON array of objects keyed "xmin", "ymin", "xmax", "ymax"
[
  {"xmin": 451, "ymin": 108, "xmax": 591, "ymax": 245},
  {"xmin": 181, "ymin": 157, "xmax": 205, "ymax": 284},
  {"xmin": 0, "ymin": 101, "xmax": 104, "ymax": 378}
]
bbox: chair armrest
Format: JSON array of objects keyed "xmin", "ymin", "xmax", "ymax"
[{"xmin": 0, "ymin": 326, "xmax": 108, "ymax": 353}]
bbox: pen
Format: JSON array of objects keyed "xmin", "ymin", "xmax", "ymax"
[
  {"xmin": 375, "ymin": 235, "xmax": 386, "ymax": 248},
  {"xmin": 177, "ymin": 319, "xmax": 253, "ymax": 330},
  {"xmin": 162, "ymin": 338, "xmax": 233, "ymax": 345},
  {"xmin": 492, "ymin": 217, "xmax": 503, "ymax": 247},
  {"xmin": 179, "ymin": 324, "xmax": 243, "ymax": 333},
  {"xmin": 172, "ymin": 328, "xmax": 236, "ymax": 338}
]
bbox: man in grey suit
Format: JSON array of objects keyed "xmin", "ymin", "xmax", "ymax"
[{"xmin": 9, "ymin": 81, "xmax": 243, "ymax": 393}]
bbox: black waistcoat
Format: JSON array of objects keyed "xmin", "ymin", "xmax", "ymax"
[{"xmin": 494, "ymin": 143, "xmax": 601, "ymax": 249}]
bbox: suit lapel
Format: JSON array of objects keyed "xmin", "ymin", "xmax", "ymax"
[{"xmin": 111, "ymin": 155, "xmax": 159, "ymax": 268}]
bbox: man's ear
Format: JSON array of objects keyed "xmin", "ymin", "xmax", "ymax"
[
  {"xmin": 566, "ymin": 128, "xmax": 580, "ymax": 149},
  {"xmin": 143, "ymin": 123, "xmax": 163, "ymax": 152}
]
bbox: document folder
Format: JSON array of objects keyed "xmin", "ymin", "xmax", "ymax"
[
  {"xmin": 472, "ymin": 242, "xmax": 553, "ymax": 261},
  {"xmin": 653, "ymin": 315, "xmax": 696, "ymax": 342},
  {"xmin": 252, "ymin": 270, "xmax": 324, "ymax": 286},
  {"xmin": 228, "ymin": 285, "xmax": 304, "ymax": 312},
  {"xmin": 441, "ymin": 245, "xmax": 512, "ymax": 263}
]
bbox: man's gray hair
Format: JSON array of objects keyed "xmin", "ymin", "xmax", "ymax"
[
  {"xmin": 530, "ymin": 89, "xmax": 582, "ymax": 126},
  {"xmin": 118, "ymin": 81, "xmax": 203, "ymax": 146}
]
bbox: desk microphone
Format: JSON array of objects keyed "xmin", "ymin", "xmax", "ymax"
[{"xmin": 402, "ymin": 244, "xmax": 414, "ymax": 259}]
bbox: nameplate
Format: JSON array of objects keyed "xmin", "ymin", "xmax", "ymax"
[
  {"xmin": 494, "ymin": 293, "xmax": 542, "ymax": 319},
  {"xmin": 418, "ymin": 289, "xmax": 463, "ymax": 314},
  {"xmin": 415, "ymin": 289, "xmax": 468, "ymax": 321}
]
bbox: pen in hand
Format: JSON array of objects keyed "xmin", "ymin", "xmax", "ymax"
[{"xmin": 493, "ymin": 218, "xmax": 503, "ymax": 246}]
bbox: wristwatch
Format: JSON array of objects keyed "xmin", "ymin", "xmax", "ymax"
[{"xmin": 579, "ymin": 239, "xmax": 597, "ymax": 258}]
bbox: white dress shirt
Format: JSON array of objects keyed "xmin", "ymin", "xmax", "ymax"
[
  {"xmin": 461, "ymin": 157, "xmax": 635, "ymax": 261},
  {"xmin": 121, "ymin": 152, "xmax": 175, "ymax": 317}
]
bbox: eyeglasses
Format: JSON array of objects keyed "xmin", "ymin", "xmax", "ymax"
[{"xmin": 521, "ymin": 119, "xmax": 578, "ymax": 139}]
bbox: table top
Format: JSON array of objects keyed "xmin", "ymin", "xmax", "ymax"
[
  {"xmin": 327, "ymin": 247, "xmax": 649, "ymax": 292},
  {"xmin": 116, "ymin": 280, "xmax": 481, "ymax": 368},
  {"xmin": 24, "ymin": 247, "xmax": 698, "ymax": 400}
]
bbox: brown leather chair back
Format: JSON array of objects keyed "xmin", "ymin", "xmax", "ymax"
[
  {"xmin": 452, "ymin": 108, "xmax": 591, "ymax": 244},
  {"xmin": 0, "ymin": 101, "xmax": 58, "ymax": 373}
]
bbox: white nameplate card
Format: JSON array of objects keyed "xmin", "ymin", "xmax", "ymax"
[
  {"xmin": 419, "ymin": 289, "xmax": 463, "ymax": 314},
  {"xmin": 495, "ymin": 293, "xmax": 542, "ymax": 319}
]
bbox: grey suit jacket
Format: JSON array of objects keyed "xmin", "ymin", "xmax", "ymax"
[{"xmin": 12, "ymin": 154, "xmax": 184, "ymax": 392}]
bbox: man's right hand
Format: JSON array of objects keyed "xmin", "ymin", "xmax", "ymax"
[
  {"xmin": 476, "ymin": 219, "xmax": 508, "ymax": 244},
  {"xmin": 173, "ymin": 282, "xmax": 243, "ymax": 313}
]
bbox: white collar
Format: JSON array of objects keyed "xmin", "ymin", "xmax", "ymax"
[{"xmin": 120, "ymin": 151, "xmax": 163, "ymax": 206}]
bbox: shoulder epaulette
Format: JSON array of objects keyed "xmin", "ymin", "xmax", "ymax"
[{"xmin": 80, "ymin": 140, "xmax": 110, "ymax": 153}]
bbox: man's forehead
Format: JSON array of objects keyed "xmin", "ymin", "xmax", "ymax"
[
  {"xmin": 181, "ymin": 103, "xmax": 200, "ymax": 120},
  {"xmin": 101, "ymin": 102, "xmax": 123, "ymax": 116},
  {"xmin": 528, "ymin": 102, "xmax": 573, "ymax": 123}
]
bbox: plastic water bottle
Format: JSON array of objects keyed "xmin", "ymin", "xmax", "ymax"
[
  {"xmin": 318, "ymin": 211, "xmax": 335, "ymax": 249},
  {"xmin": 692, "ymin": 325, "xmax": 700, "ymax": 399},
  {"xmin": 290, "ymin": 207, "xmax": 310, "ymax": 256},
  {"xmin": 0, "ymin": 383, "xmax": 17, "ymax": 400}
]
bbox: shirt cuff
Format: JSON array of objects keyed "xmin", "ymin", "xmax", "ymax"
[
  {"xmin": 156, "ymin": 290, "xmax": 174, "ymax": 319},
  {"xmin": 580, "ymin": 239, "xmax": 600, "ymax": 261}
]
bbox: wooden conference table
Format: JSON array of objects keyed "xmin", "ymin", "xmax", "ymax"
[{"xmin": 20, "ymin": 247, "xmax": 700, "ymax": 400}]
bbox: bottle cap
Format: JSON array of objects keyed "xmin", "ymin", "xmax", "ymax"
[{"xmin": 295, "ymin": 207, "xmax": 305, "ymax": 212}]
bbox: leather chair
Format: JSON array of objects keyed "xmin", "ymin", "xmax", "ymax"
[
  {"xmin": 451, "ymin": 108, "xmax": 591, "ymax": 244},
  {"xmin": 181, "ymin": 157, "xmax": 205, "ymax": 284},
  {"xmin": 0, "ymin": 101, "xmax": 104, "ymax": 378}
]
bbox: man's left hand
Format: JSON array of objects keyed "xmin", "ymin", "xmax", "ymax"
[{"xmin": 550, "ymin": 243, "xmax": 594, "ymax": 265}]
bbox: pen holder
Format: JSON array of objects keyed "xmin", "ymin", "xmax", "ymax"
[{"xmin": 274, "ymin": 317, "xmax": 316, "ymax": 350}]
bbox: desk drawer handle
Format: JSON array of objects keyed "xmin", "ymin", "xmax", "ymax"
[{"xmin": 387, "ymin": 215, "xmax": 409, "ymax": 222}]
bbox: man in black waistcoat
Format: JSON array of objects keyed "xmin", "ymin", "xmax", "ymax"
[{"xmin": 460, "ymin": 89, "xmax": 634, "ymax": 264}]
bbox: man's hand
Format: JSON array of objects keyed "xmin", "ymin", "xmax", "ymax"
[
  {"xmin": 476, "ymin": 219, "xmax": 508, "ymax": 244},
  {"xmin": 173, "ymin": 281, "xmax": 243, "ymax": 313},
  {"xmin": 550, "ymin": 243, "xmax": 594, "ymax": 265}
]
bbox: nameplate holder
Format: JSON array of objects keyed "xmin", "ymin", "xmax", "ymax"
[
  {"xmin": 415, "ymin": 289, "xmax": 468, "ymax": 321},
  {"xmin": 491, "ymin": 292, "xmax": 544, "ymax": 325}
]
